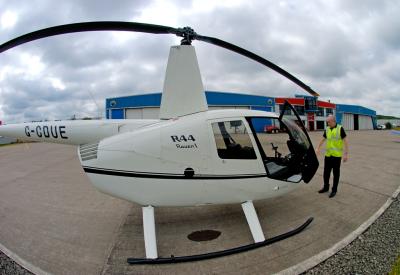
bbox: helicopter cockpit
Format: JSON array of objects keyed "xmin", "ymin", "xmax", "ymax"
[
  {"xmin": 210, "ymin": 101, "xmax": 318, "ymax": 184},
  {"xmin": 247, "ymin": 117, "xmax": 310, "ymax": 183}
]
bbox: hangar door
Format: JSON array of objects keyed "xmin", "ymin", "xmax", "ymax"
[
  {"xmin": 341, "ymin": 113, "xmax": 373, "ymax": 130},
  {"xmin": 125, "ymin": 108, "xmax": 160, "ymax": 119},
  {"xmin": 342, "ymin": 113, "xmax": 354, "ymax": 130},
  {"xmin": 358, "ymin": 115, "xmax": 373, "ymax": 130}
]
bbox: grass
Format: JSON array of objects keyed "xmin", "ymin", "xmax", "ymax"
[
  {"xmin": 390, "ymin": 255, "xmax": 400, "ymax": 275},
  {"xmin": 377, "ymin": 115, "xmax": 400, "ymax": 119},
  {"xmin": 0, "ymin": 143, "xmax": 18, "ymax": 148}
]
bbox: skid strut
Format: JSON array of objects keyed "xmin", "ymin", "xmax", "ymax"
[
  {"xmin": 128, "ymin": 201, "xmax": 313, "ymax": 265},
  {"xmin": 142, "ymin": 205, "xmax": 157, "ymax": 259},
  {"xmin": 241, "ymin": 201, "xmax": 265, "ymax": 243}
]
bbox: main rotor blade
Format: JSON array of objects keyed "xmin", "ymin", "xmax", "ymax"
[
  {"xmin": 0, "ymin": 21, "xmax": 176, "ymax": 53},
  {"xmin": 195, "ymin": 35, "xmax": 319, "ymax": 97},
  {"xmin": 0, "ymin": 21, "xmax": 319, "ymax": 96}
]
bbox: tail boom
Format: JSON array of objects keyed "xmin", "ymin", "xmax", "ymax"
[{"xmin": 0, "ymin": 119, "xmax": 159, "ymax": 145}]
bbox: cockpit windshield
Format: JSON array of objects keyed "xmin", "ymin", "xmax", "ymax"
[{"xmin": 281, "ymin": 117, "xmax": 310, "ymax": 150}]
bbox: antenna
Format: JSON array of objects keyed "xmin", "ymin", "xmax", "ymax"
[{"xmin": 87, "ymin": 89, "xmax": 102, "ymax": 118}]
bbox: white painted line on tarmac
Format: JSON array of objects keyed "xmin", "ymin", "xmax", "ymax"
[
  {"xmin": 276, "ymin": 184, "xmax": 400, "ymax": 275},
  {"xmin": 0, "ymin": 242, "xmax": 52, "ymax": 275}
]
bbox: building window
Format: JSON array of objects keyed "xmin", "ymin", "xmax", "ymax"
[
  {"xmin": 212, "ymin": 120, "xmax": 257, "ymax": 159},
  {"xmin": 294, "ymin": 105, "xmax": 305, "ymax": 116},
  {"xmin": 316, "ymin": 107, "xmax": 324, "ymax": 117},
  {"xmin": 279, "ymin": 104, "xmax": 292, "ymax": 115},
  {"xmin": 304, "ymin": 97, "xmax": 318, "ymax": 111},
  {"xmin": 326, "ymin": 108, "xmax": 333, "ymax": 116}
]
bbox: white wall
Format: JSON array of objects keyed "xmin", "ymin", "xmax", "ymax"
[
  {"xmin": 342, "ymin": 113, "xmax": 354, "ymax": 130},
  {"xmin": 359, "ymin": 115, "xmax": 373, "ymax": 130},
  {"xmin": 125, "ymin": 108, "xmax": 160, "ymax": 119},
  {"xmin": 208, "ymin": 106, "xmax": 250, "ymax": 110},
  {"xmin": 126, "ymin": 106, "xmax": 251, "ymax": 119}
]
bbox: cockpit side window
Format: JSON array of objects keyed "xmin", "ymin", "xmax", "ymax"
[{"xmin": 211, "ymin": 120, "xmax": 257, "ymax": 159}]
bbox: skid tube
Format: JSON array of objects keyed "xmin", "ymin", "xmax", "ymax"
[{"xmin": 127, "ymin": 217, "xmax": 313, "ymax": 265}]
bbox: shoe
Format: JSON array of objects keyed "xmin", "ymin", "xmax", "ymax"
[
  {"xmin": 329, "ymin": 192, "xmax": 336, "ymax": 198},
  {"xmin": 318, "ymin": 188, "xmax": 329, "ymax": 193}
]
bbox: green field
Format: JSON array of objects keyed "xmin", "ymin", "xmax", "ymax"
[{"xmin": 390, "ymin": 255, "xmax": 400, "ymax": 275}]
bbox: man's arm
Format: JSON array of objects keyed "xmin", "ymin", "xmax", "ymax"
[
  {"xmin": 343, "ymin": 137, "xmax": 349, "ymax": 162},
  {"xmin": 315, "ymin": 137, "xmax": 326, "ymax": 156}
]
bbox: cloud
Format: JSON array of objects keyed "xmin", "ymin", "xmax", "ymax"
[
  {"xmin": 1, "ymin": 10, "xmax": 18, "ymax": 29},
  {"xmin": 0, "ymin": 0, "xmax": 400, "ymax": 123}
]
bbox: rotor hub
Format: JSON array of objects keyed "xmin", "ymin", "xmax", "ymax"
[{"xmin": 176, "ymin": 26, "xmax": 197, "ymax": 45}]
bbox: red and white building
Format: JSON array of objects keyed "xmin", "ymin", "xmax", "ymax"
[{"xmin": 275, "ymin": 97, "xmax": 336, "ymax": 131}]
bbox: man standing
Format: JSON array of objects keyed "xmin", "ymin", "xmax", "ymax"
[{"xmin": 316, "ymin": 115, "xmax": 349, "ymax": 198}]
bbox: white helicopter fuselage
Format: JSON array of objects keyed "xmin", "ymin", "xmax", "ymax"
[
  {"xmin": 80, "ymin": 109, "xmax": 301, "ymax": 206},
  {"xmin": 0, "ymin": 109, "xmax": 307, "ymax": 207}
]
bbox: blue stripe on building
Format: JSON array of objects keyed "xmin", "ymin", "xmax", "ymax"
[
  {"xmin": 106, "ymin": 91, "xmax": 276, "ymax": 122},
  {"xmin": 106, "ymin": 91, "xmax": 377, "ymax": 131},
  {"xmin": 205, "ymin": 91, "xmax": 274, "ymax": 107},
  {"xmin": 106, "ymin": 91, "xmax": 274, "ymax": 109},
  {"xmin": 110, "ymin": 109, "xmax": 124, "ymax": 119}
]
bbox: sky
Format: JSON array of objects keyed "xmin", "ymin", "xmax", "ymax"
[{"xmin": 0, "ymin": 0, "xmax": 399, "ymax": 123}]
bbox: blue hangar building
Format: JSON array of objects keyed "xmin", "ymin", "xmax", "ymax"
[
  {"xmin": 106, "ymin": 91, "xmax": 376, "ymax": 132},
  {"xmin": 335, "ymin": 104, "xmax": 377, "ymax": 130},
  {"xmin": 106, "ymin": 91, "xmax": 275, "ymax": 132}
]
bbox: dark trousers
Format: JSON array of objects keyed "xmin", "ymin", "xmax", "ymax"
[{"xmin": 323, "ymin": 156, "xmax": 342, "ymax": 192}]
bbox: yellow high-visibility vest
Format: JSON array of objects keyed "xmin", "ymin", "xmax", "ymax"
[{"xmin": 325, "ymin": 125, "xmax": 343, "ymax": 157}]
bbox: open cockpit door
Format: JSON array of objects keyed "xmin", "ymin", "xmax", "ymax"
[
  {"xmin": 247, "ymin": 101, "xmax": 319, "ymax": 183},
  {"xmin": 278, "ymin": 100, "xmax": 319, "ymax": 182}
]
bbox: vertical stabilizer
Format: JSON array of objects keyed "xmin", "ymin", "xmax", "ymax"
[{"xmin": 159, "ymin": 45, "xmax": 208, "ymax": 119}]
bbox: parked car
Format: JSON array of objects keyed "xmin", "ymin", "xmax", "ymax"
[
  {"xmin": 264, "ymin": 125, "xmax": 280, "ymax": 133},
  {"xmin": 377, "ymin": 124, "xmax": 386, "ymax": 130}
]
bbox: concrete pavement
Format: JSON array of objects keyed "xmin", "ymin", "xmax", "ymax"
[
  {"xmin": 0, "ymin": 143, "xmax": 132, "ymax": 275},
  {"xmin": 0, "ymin": 130, "xmax": 399, "ymax": 274}
]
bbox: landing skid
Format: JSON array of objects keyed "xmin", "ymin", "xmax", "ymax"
[{"xmin": 127, "ymin": 215, "xmax": 313, "ymax": 265}]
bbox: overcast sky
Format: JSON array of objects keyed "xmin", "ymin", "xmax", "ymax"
[{"xmin": 1, "ymin": 0, "xmax": 399, "ymax": 123}]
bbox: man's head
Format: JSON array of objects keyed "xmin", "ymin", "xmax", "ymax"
[{"xmin": 326, "ymin": 115, "xmax": 336, "ymax": 128}]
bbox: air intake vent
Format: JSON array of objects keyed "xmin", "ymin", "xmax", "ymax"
[{"xmin": 79, "ymin": 142, "xmax": 99, "ymax": 161}]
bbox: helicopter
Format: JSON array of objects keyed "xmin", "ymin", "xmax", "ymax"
[{"xmin": 0, "ymin": 22, "xmax": 319, "ymax": 264}]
